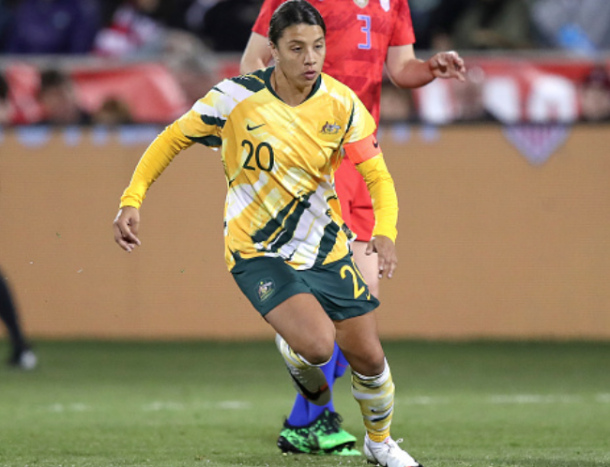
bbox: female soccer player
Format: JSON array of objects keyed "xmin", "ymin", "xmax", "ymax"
[
  {"xmin": 241, "ymin": 0, "xmax": 466, "ymax": 455},
  {"xmin": 114, "ymin": 1, "xmax": 421, "ymax": 465}
]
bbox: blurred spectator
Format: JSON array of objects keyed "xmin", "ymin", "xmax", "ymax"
[
  {"xmin": 92, "ymin": 97, "xmax": 133, "ymax": 126},
  {"xmin": 94, "ymin": 0, "xmax": 204, "ymax": 58},
  {"xmin": 168, "ymin": 55, "xmax": 216, "ymax": 105},
  {"xmin": 531, "ymin": 0, "xmax": 610, "ymax": 54},
  {"xmin": 429, "ymin": 0, "xmax": 533, "ymax": 50},
  {"xmin": 37, "ymin": 69, "xmax": 91, "ymax": 125},
  {"xmin": 415, "ymin": 66, "xmax": 498, "ymax": 124},
  {"xmin": 527, "ymin": 73, "xmax": 578, "ymax": 123},
  {"xmin": 452, "ymin": 66, "xmax": 497, "ymax": 122},
  {"xmin": 184, "ymin": 0, "xmax": 262, "ymax": 52},
  {"xmin": 94, "ymin": 0, "xmax": 166, "ymax": 57},
  {"xmin": 579, "ymin": 66, "xmax": 610, "ymax": 122},
  {"xmin": 379, "ymin": 84, "xmax": 418, "ymax": 124},
  {"xmin": 4, "ymin": 0, "xmax": 100, "ymax": 55},
  {"xmin": 408, "ymin": 0, "xmax": 444, "ymax": 50},
  {"xmin": 0, "ymin": 72, "xmax": 13, "ymax": 125},
  {"xmin": 0, "ymin": 0, "xmax": 16, "ymax": 51}
]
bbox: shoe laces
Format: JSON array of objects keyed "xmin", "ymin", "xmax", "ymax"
[
  {"xmin": 283, "ymin": 418, "xmax": 312, "ymax": 437},
  {"xmin": 314, "ymin": 410, "xmax": 343, "ymax": 435},
  {"xmin": 387, "ymin": 437, "xmax": 404, "ymax": 451},
  {"xmin": 384, "ymin": 437, "xmax": 419, "ymax": 465}
]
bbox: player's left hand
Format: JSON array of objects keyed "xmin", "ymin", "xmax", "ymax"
[
  {"xmin": 428, "ymin": 51, "xmax": 466, "ymax": 82},
  {"xmin": 366, "ymin": 235, "xmax": 398, "ymax": 279}
]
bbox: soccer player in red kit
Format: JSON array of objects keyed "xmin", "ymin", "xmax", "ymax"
[{"xmin": 241, "ymin": 0, "xmax": 465, "ymax": 456}]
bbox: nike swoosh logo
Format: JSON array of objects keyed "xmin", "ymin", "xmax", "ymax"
[
  {"xmin": 247, "ymin": 123, "xmax": 265, "ymax": 131},
  {"xmin": 289, "ymin": 371, "xmax": 329, "ymax": 402}
]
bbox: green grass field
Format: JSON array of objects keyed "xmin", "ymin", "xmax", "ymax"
[{"xmin": 1, "ymin": 340, "xmax": 609, "ymax": 467}]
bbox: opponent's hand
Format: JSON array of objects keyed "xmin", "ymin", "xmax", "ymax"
[
  {"xmin": 113, "ymin": 206, "xmax": 141, "ymax": 252},
  {"xmin": 428, "ymin": 51, "xmax": 466, "ymax": 82},
  {"xmin": 365, "ymin": 235, "xmax": 398, "ymax": 279}
]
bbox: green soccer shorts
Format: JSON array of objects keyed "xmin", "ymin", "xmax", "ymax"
[{"xmin": 230, "ymin": 254, "xmax": 380, "ymax": 320}]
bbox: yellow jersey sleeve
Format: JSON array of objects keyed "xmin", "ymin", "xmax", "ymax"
[
  {"xmin": 355, "ymin": 155, "xmax": 398, "ymax": 242},
  {"xmin": 120, "ymin": 122, "xmax": 193, "ymax": 209},
  {"xmin": 119, "ymin": 84, "xmax": 230, "ymax": 209},
  {"xmin": 340, "ymin": 88, "xmax": 398, "ymax": 242}
]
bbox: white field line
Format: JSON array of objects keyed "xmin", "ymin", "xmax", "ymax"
[
  {"xmin": 44, "ymin": 394, "xmax": 610, "ymax": 412},
  {"xmin": 396, "ymin": 393, "xmax": 610, "ymax": 405},
  {"xmin": 48, "ymin": 403, "xmax": 91, "ymax": 412},
  {"xmin": 142, "ymin": 400, "xmax": 252, "ymax": 411},
  {"xmin": 44, "ymin": 400, "xmax": 252, "ymax": 412}
]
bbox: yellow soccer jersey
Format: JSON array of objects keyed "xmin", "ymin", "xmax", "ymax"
[{"xmin": 121, "ymin": 67, "xmax": 396, "ymax": 271}]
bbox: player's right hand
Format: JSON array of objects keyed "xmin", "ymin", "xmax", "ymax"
[{"xmin": 113, "ymin": 206, "xmax": 142, "ymax": 252}]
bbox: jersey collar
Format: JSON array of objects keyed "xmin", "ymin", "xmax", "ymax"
[{"xmin": 263, "ymin": 66, "xmax": 322, "ymax": 105}]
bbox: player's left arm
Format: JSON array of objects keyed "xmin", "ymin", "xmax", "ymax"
[
  {"xmin": 343, "ymin": 135, "xmax": 398, "ymax": 279},
  {"xmin": 386, "ymin": 43, "xmax": 466, "ymax": 89}
]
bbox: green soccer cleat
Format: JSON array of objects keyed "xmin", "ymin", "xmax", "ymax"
[
  {"xmin": 310, "ymin": 409, "xmax": 360, "ymax": 455},
  {"xmin": 323, "ymin": 445, "xmax": 362, "ymax": 456},
  {"xmin": 277, "ymin": 420, "xmax": 318, "ymax": 454}
]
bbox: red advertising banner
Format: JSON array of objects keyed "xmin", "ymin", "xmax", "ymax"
[
  {"xmin": 2, "ymin": 56, "xmax": 609, "ymax": 125},
  {"xmin": 413, "ymin": 56, "xmax": 610, "ymax": 124}
]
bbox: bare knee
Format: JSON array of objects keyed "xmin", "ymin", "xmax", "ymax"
[
  {"xmin": 361, "ymin": 356, "xmax": 386, "ymax": 376},
  {"xmin": 348, "ymin": 349, "xmax": 386, "ymax": 376},
  {"xmin": 266, "ymin": 293, "xmax": 337, "ymax": 365},
  {"xmin": 294, "ymin": 331, "xmax": 335, "ymax": 365}
]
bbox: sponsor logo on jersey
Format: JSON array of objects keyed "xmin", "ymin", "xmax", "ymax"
[
  {"xmin": 320, "ymin": 121, "xmax": 341, "ymax": 135},
  {"xmin": 247, "ymin": 123, "xmax": 265, "ymax": 131},
  {"xmin": 257, "ymin": 278, "xmax": 275, "ymax": 302},
  {"xmin": 354, "ymin": 0, "xmax": 368, "ymax": 8}
]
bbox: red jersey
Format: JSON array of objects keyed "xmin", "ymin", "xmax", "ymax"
[{"xmin": 252, "ymin": 0, "xmax": 416, "ymax": 125}]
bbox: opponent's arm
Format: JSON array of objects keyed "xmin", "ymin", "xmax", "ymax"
[
  {"xmin": 240, "ymin": 32, "xmax": 273, "ymax": 74},
  {"xmin": 113, "ymin": 122, "xmax": 194, "ymax": 252},
  {"xmin": 385, "ymin": 43, "xmax": 466, "ymax": 89}
]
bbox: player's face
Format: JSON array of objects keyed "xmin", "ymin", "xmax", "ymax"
[{"xmin": 271, "ymin": 24, "xmax": 326, "ymax": 88}]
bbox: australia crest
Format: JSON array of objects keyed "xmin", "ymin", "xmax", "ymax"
[{"xmin": 257, "ymin": 278, "xmax": 276, "ymax": 302}]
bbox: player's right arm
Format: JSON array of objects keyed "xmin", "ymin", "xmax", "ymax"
[
  {"xmin": 113, "ymin": 86, "xmax": 226, "ymax": 252},
  {"xmin": 113, "ymin": 122, "xmax": 193, "ymax": 252},
  {"xmin": 113, "ymin": 206, "xmax": 142, "ymax": 252}
]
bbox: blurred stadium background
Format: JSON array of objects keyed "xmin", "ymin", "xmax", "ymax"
[{"xmin": 1, "ymin": 0, "xmax": 609, "ymax": 341}]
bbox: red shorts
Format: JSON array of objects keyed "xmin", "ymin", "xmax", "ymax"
[{"xmin": 335, "ymin": 158, "xmax": 374, "ymax": 242}]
